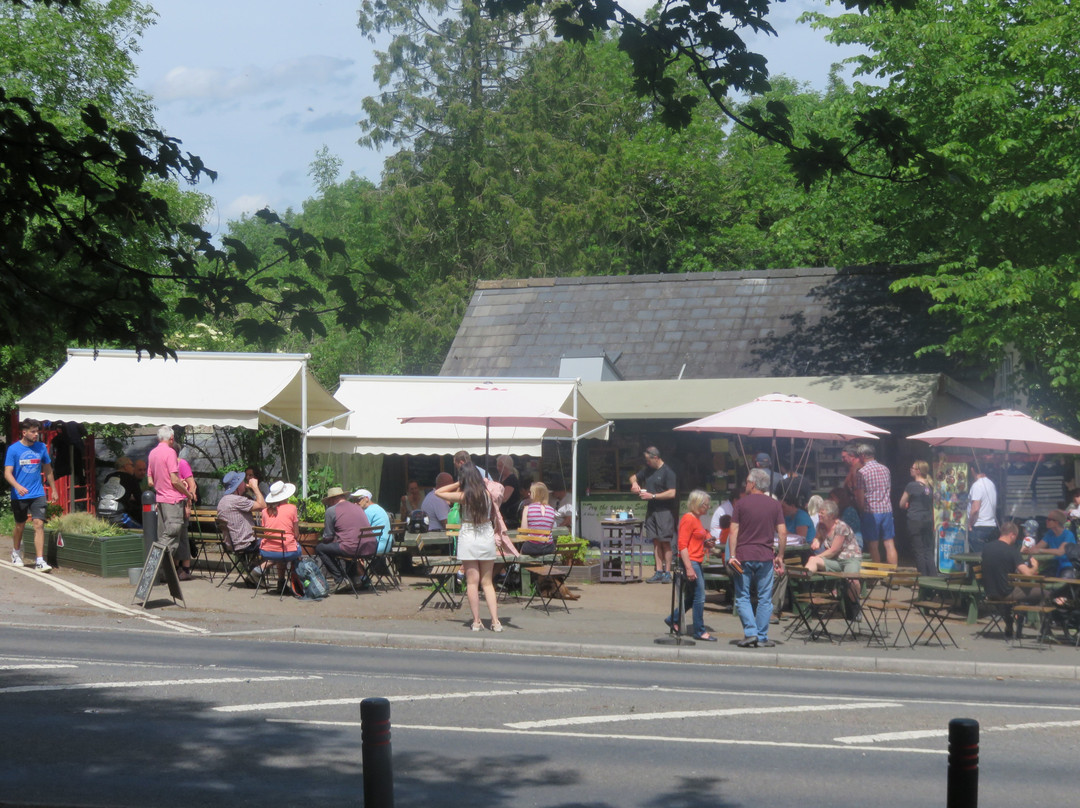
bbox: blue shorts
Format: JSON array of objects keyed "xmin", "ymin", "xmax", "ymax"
[{"xmin": 865, "ymin": 512, "xmax": 895, "ymax": 542}]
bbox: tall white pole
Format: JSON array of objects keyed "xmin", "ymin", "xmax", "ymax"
[{"xmin": 301, "ymin": 363, "xmax": 309, "ymax": 501}]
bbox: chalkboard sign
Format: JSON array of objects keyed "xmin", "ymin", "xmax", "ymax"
[{"xmin": 132, "ymin": 541, "xmax": 186, "ymax": 608}]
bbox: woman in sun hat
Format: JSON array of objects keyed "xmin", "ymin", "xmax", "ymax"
[{"xmin": 260, "ymin": 480, "xmax": 300, "ymax": 559}]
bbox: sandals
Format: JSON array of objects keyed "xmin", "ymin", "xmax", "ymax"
[
  {"xmin": 471, "ymin": 621, "xmax": 483, "ymax": 632},
  {"xmin": 693, "ymin": 632, "xmax": 718, "ymax": 642},
  {"xmin": 490, "ymin": 621, "xmax": 504, "ymax": 633},
  {"xmin": 663, "ymin": 616, "xmax": 679, "ymax": 633}
]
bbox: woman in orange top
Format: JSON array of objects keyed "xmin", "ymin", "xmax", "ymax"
[
  {"xmin": 664, "ymin": 489, "xmax": 717, "ymax": 641},
  {"xmin": 259, "ymin": 481, "xmax": 301, "ymax": 575}
]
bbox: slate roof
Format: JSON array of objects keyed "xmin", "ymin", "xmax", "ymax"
[{"xmin": 440, "ymin": 267, "xmax": 958, "ymax": 381}]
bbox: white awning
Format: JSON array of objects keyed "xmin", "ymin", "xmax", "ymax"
[
  {"xmin": 18, "ymin": 349, "xmax": 348, "ymax": 431},
  {"xmin": 308, "ymin": 376, "xmax": 610, "ymax": 456}
]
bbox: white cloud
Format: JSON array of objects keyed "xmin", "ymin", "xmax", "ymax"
[
  {"xmin": 223, "ymin": 193, "xmax": 272, "ymax": 220},
  {"xmin": 154, "ymin": 55, "xmax": 356, "ymax": 102}
]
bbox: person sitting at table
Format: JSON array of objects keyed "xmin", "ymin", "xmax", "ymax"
[
  {"xmin": 316, "ymin": 487, "xmax": 373, "ymax": 588},
  {"xmin": 353, "ymin": 487, "xmax": 392, "ymax": 553},
  {"xmin": 806, "ymin": 495, "xmax": 824, "ymax": 530},
  {"xmin": 981, "ymin": 521, "xmax": 1044, "ymax": 639},
  {"xmin": 399, "ymin": 479, "xmax": 424, "ymax": 521},
  {"xmin": 781, "ymin": 495, "xmax": 815, "ymax": 547},
  {"xmin": 806, "ymin": 500, "xmax": 863, "ymax": 616},
  {"xmin": 664, "ymin": 489, "xmax": 717, "ymax": 641},
  {"xmin": 1034, "ymin": 509, "xmax": 1077, "ymax": 579},
  {"xmin": 548, "ymin": 476, "xmax": 574, "ymax": 528},
  {"xmin": 828, "ymin": 487, "xmax": 863, "ymax": 550},
  {"xmin": 421, "ymin": 472, "xmax": 453, "ymax": 529},
  {"xmin": 520, "ymin": 481, "xmax": 557, "ymax": 556},
  {"xmin": 495, "ymin": 455, "xmax": 522, "ymax": 530},
  {"xmin": 218, "ymin": 470, "xmax": 267, "ymax": 580},
  {"xmin": 806, "ymin": 501, "xmax": 862, "ymax": 576},
  {"xmin": 260, "ymin": 480, "xmax": 301, "ymax": 577}
]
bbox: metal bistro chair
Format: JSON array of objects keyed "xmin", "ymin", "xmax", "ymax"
[
  {"xmin": 251, "ymin": 526, "xmax": 301, "ymax": 600},
  {"xmin": 216, "ymin": 518, "xmax": 261, "ymax": 590},
  {"xmin": 522, "ymin": 539, "xmax": 585, "ymax": 615},
  {"xmin": 415, "ymin": 534, "xmax": 463, "ymax": 612},
  {"xmin": 336, "ymin": 527, "xmax": 381, "ymax": 598},
  {"xmin": 188, "ymin": 508, "xmax": 223, "ymax": 581}
]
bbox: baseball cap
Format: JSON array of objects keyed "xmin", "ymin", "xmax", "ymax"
[{"xmin": 352, "ymin": 487, "xmax": 373, "ymax": 500}]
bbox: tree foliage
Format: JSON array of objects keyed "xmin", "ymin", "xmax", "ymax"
[
  {"xmin": 0, "ymin": 0, "xmax": 403, "ymax": 409},
  {"xmin": 483, "ymin": 0, "xmax": 949, "ymax": 189},
  {"xmin": 805, "ymin": 0, "xmax": 1080, "ymax": 424}
]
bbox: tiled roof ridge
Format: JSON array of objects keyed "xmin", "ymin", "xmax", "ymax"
[{"xmin": 473, "ymin": 266, "xmax": 901, "ymax": 290}]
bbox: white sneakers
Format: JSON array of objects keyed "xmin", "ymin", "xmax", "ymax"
[
  {"xmin": 35, "ymin": 559, "xmax": 52, "ymax": 573},
  {"xmin": 10, "ymin": 550, "xmax": 50, "ymax": 571},
  {"xmin": 11, "ymin": 550, "xmax": 24, "ymax": 567}
]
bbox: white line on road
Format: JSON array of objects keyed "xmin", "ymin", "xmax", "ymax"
[
  {"xmin": 837, "ymin": 718, "xmax": 1080, "ymax": 745},
  {"xmin": 2, "ymin": 563, "xmax": 208, "ymax": 634},
  {"xmin": 213, "ymin": 686, "xmax": 585, "ymax": 713},
  {"xmin": 505, "ymin": 700, "xmax": 903, "ymax": 729},
  {"xmin": 0, "ymin": 675, "xmax": 321, "ymax": 695},
  {"xmin": 266, "ymin": 719, "xmax": 943, "ymax": 755},
  {"xmin": 0, "ymin": 663, "xmax": 78, "ymax": 670}
]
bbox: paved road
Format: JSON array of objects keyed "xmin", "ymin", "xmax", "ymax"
[{"xmin": 3, "ymin": 626, "xmax": 1078, "ymax": 807}]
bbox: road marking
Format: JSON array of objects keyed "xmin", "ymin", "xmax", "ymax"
[
  {"xmin": 266, "ymin": 719, "xmax": 943, "ymax": 755},
  {"xmin": 505, "ymin": 700, "xmax": 902, "ymax": 729},
  {"xmin": 837, "ymin": 718, "xmax": 1080, "ymax": 745},
  {"xmin": 0, "ymin": 675, "xmax": 320, "ymax": 695},
  {"xmin": 214, "ymin": 686, "xmax": 584, "ymax": 713},
  {"xmin": 0, "ymin": 664, "xmax": 78, "ymax": 670},
  {"xmin": 2, "ymin": 564, "xmax": 208, "ymax": 634}
]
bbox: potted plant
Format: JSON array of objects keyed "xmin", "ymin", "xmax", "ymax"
[{"xmin": 47, "ymin": 512, "xmax": 144, "ymax": 578}]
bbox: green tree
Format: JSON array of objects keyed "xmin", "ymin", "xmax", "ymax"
[
  {"xmin": 1, "ymin": 0, "xmax": 402, "ymax": 407},
  {"xmin": 806, "ymin": 0, "xmax": 1080, "ymax": 424}
]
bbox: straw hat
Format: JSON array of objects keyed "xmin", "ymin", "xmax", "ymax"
[{"xmin": 321, "ymin": 486, "xmax": 347, "ymax": 505}]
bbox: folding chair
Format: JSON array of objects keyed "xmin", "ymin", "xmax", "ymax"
[
  {"xmin": 910, "ymin": 580, "xmax": 960, "ymax": 648},
  {"xmin": 216, "ymin": 518, "xmax": 261, "ymax": 590},
  {"xmin": 336, "ymin": 527, "xmax": 380, "ymax": 598},
  {"xmin": 188, "ymin": 508, "xmax": 223, "ymax": 581},
  {"xmin": 972, "ymin": 567, "xmax": 1014, "ymax": 641},
  {"xmin": 860, "ymin": 571, "xmax": 919, "ymax": 648},
  {"xmin": 499, "ymin": 527, "xmax": 549, "ymax": 601},
  {"xmin": 412, "ymin": 535, "xmax": 463, "ymax": 611},
  {"xmin": 366, "ymin": 530, "xmax": 401, "ymax": 592},
  {"xmin": 251, "ymin": 526, "xmax": 300, "ymax": 600},
  {"xmin": 1010, "ymin": 574, "xmax": 1056, "ymax": 648},
  {"xmin": 522, "ymin": 539, "xmax": 584, "ymax": 615},
  {"xmin": 786, "ymin": 567, "xmax": 845, "ymax": 643}
]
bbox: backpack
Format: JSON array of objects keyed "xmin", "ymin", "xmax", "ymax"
[
  {"xmin": 407, "ymin": 509, "xmax": 429, "ymax": 533},
  {"xmin": 291, "ymin": 556, "xmax": 330, "ymax": 601}
]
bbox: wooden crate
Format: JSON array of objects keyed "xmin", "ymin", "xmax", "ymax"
[{"xmin": 56, "ymin": 532, "xmax": 145, "ymax": 578}]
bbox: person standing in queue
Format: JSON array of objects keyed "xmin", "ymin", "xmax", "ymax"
[
  {"xmin": 147, "ymin": 427, "xmax": 197, "ymax": 580},
  {"xmin": 630, "ymin": 446, "xmax": 678, "ymax": 584}
]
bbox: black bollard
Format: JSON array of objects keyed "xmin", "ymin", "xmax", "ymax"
[
  {"xmin": 947, "ymin": 718, "xmax": 979, "ymax": 808},
  {"xmin": 141, "ymin": 490, "xmax": 157, "ymax": 558},
  {"xmin": 362, "ymin": 697, "xmax": 394, "ymax": 808}
]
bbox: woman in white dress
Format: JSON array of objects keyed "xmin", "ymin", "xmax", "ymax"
[{"xmin": 436, "ymin": 463, "xmax": 502, "ymax": 632}]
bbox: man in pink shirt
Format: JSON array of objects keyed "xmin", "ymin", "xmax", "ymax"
[{"xmin": 147, "ymin": 426, "xmax": 196, "ymax": 580}]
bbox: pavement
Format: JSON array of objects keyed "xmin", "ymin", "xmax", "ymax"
[{"xmin": 2, "ymin": 556, "xmax": 1080, "ymax": 682}]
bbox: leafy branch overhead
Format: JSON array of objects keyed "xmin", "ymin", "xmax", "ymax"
[
  {"xmin": 485, "ymin": 0, "xmax": 946, "ymax": 187},
  {"xmin": 0, "ymin": 85, "xmax": 402, "ymax": 359}
]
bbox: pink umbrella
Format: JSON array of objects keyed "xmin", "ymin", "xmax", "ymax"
[
  {"xmin": 399, "ymin": 383, "xmax": 577, "ymax": 467},
  {"xmin": 674, "ymin": 393, "xmax": 888, "ymax": 441},
  {"xmin": 908, "ymin": 410, "xmax": 1080, "ymax": 455}
]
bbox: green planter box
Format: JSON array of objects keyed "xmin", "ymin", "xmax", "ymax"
[{"xmin": 55, "ymin": 531, "xmax": 145, "ymax": 578}]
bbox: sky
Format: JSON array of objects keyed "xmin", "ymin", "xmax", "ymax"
[{"xmin": 133, "ymin": 0, "xmax": 862, "ymax": 231}]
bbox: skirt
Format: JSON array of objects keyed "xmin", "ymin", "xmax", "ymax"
[{"xmin": 457, "ymin": 520, "xmax": 497, "ymax": 561}]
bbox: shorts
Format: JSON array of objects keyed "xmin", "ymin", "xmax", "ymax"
[
  {"xmin": 157, "ymin": 502, "xmax": 191, "ymax": 561},
  {"xmin": 862, "ymin": 512, "xmax": 894, "ymax": 542},
  {"xmin": 644, "ymin": 510, "xmax": 676, "ymax": 543},
  {"xmin": 823, "ymin": 556, "xmax": 862, "ymax": 574},
  {"xmin": 12, "ymin": 496, "xmax": 47, "ymax": 524}
]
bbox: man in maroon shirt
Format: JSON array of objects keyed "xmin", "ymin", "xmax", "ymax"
[
  {"xmin": 728, "ymin": 468, "xmax": 788, "ymax": 648},
  {"xmin": 316, "ymin": 486, "xmax": 372, "ymax": 586}
]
